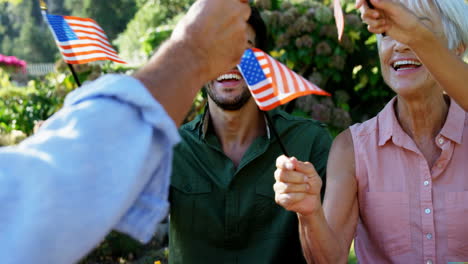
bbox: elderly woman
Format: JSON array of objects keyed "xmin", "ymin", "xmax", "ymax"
[
  {"xmin": 273, "ymin": 0, "xmax": 468, "ymax": 263},
  {"xmin": 359, "ymin": 0, "xmax": 468, "ymax": 111}
]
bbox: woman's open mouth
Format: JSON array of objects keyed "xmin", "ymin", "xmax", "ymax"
[{"xmin": 391, "ymin": 60, "xmax": 422, "ymax": 72}]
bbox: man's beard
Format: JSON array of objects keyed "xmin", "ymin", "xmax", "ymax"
[{"xmin": 206, "ymin": 85, "xmax": 252, "ymax": 111}]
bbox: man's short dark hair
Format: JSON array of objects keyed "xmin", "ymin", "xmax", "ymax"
[{"xmin": 248, "ymin": 6, "xmax": 268, "ymax": 51}]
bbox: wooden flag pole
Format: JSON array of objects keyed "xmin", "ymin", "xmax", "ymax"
[{"xmin": 263, "ymin": 111, "xmax": 290, "ymax": 157}]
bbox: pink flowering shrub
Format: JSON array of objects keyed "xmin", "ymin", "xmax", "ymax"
[{"xmin": 0, "ymin": 54, "xmax": 27, "ymax": 73}]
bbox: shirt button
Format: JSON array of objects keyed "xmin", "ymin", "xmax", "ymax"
[
  {"xmin": 426, "ymin": 233, "xmax": 433, "ymax": 239},
  {"xmin": 425, "ymin": 208, "xmax": 431, "ymax": 214},
  {"xmin": 426, "ymin": 260, "xmax": 433, "ymax": 264},
  {"xmin": 438, "ymin": 138, "xmax": 444, "ymax": 145},
  {"xmin": 424, "ymin": 181, "xmax": 430, "ymax": 186}
]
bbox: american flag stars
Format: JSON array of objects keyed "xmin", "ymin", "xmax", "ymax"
[{"xmin": 238, "ymin": 48, "xmax": 330, "ymax": 111}]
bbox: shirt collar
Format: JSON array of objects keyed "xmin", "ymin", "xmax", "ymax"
[
  {"xmin": 200, "ymin": 105, "xmax": 271, "ymax": 140},
  {"xmin": 439, "ymin": 98, "xmax": 465, "ymax": 144},
  {"xmin": 377, "ymin": 97, "xmax": 397, "ymax": 146},
  {"xmin": 378, "ymin": 96, "xmax": 466, "ymax": 146}
]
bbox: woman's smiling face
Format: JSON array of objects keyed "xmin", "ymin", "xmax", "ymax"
[{"xmin": 378, "ymin": 0, "xmax": 447, "ymax": 97}]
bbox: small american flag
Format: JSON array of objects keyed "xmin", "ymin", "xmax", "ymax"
[
  {"xmin": 44, "ymin": 14, "xmax": 126, "ymax": 64},
  {"xmin": 238, "ymin": 48, "xmax": 330, "ymax": 111}
]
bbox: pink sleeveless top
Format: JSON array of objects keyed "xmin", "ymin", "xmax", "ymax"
[{"xmin": 349, "ymin": 97, "xmax": 468, "ymax": 264}]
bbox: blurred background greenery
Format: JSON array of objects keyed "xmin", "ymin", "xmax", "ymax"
[{"xmin": 0, "ymin": 0, "xmax": 396, "ymax": 262}]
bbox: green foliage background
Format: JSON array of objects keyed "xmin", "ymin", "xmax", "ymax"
[
  {"xmin": 260, "ymin": 0, "xmax": 392, "ymax": 136},
  {"xmin": 0, "ymin": 69, "xmax": 65, "ymax": 134},
  {"xmin": 0, "ymin": 0, "xmax": 396, "ymax": 262}
]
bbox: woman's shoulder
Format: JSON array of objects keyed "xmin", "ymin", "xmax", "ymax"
[{"xmin": 349, "ymin": 115, "xmax": 379, "ymax": 138}]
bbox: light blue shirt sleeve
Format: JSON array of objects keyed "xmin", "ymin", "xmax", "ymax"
[{"xmin": 0, "ymin": 74, "xmax": 180, "ymax": 264}]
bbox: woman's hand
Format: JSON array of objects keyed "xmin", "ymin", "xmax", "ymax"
[{"xmin": 356, "ymin": 0, "xmax": 434, "ymax": 46}]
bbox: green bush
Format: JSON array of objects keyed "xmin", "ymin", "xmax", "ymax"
[
  {"xmin": 0, "ymin": 68, "xmax": 68, "ymax": 136},
  {"xmin": 0, "ymin": 61, "xmax": 105, "ymax": 140},
  {"xmin": 114, "ymin": 0, "xmax": 194, "ymax": 64}
]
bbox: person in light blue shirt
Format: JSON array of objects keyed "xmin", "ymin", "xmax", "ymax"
[{"xmin": 0, "ymin": 0, "xmax": 251, "ymax": 263}]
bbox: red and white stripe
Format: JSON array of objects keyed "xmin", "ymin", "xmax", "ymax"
[
  {"xmin": 248, "ymin": 48, "xmax": 329, "ymax": 111},
  {"xmin": 60, "ymin": 16, "xmax": 125, "ymax": 64}
]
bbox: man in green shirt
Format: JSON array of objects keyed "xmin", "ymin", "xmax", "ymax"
[{"xmin": 169, "ymin": 6, "xmax": 332, "ymax": 263}]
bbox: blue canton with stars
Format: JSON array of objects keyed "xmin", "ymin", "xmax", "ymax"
[
  {"xmin": 46, "ymin": 14, "xmax": 78, "ymax": 42},
  {"xmin": 239, "ymin": 49, "xmax": 267, "ymax": 86}
]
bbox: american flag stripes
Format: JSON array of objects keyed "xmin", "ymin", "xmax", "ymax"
[
  {"xmin": 238, "ymin": 48, "xmax": 330, "ymax": 111},
  {"xmin": 44, "ymin": 14, "xmax": 126, "ymax": 64}
]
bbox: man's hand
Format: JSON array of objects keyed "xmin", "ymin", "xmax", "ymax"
[
  {"xmin": 356, "ymin": 0, "xmax": 433, "ymax": 46},
  {"xmin": 134, "ymin": 0, "xmax": 251, "ymax": 126},
  {"xmin": 274, "ymin": 155, "xmax": 322, "ymax": 217},
  {"xmin": 171, "ymin": 0, "xmax": 251, "ymax": 82}
]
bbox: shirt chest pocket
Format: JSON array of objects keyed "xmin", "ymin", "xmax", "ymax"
[
  {"xmin": 253, "ymin": 176, "xmax": 295, "ymax": 239},
  {"xmin": 170, "ymin": 175, "xmax": 213, "ymax": 235},
  {"xmin": 360, "ymin": 192, "xmax": 411, "ymax": 256},
  {"xmin": 445, "ymin": 191, "xmax": 468, "ymax": 260}
]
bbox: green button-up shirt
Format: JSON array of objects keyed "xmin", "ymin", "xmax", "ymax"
[{"xmin": 169, "ymin": 108, "xmax": 332, "ymax": 264}]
